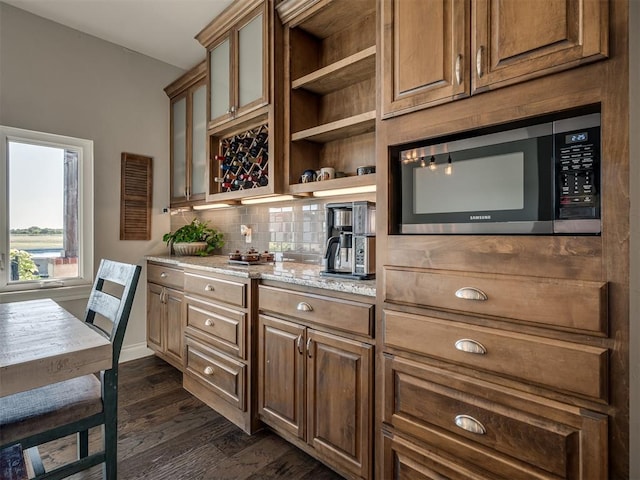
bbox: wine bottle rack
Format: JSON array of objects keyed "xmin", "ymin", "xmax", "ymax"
[{"xmin": 214, "ymin": 124, "xmax": 269, "ymax": 193}]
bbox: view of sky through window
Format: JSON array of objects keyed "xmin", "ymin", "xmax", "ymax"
[{"xmin": 8, "ymin": 141, "xmax": 64, "ymax": 230}]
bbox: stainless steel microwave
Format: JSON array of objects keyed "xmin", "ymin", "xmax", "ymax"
[{"xmin": 390, "ymin": 112, "xmax": 601, "ymax": 235}]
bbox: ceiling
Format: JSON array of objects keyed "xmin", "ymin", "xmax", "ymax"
[{"xmin": 3, "ymin": 0, "xmax": 234, "ymax": 70}]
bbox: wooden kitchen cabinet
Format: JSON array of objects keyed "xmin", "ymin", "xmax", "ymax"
[
  {"xmin": 381, "ymin": 0, "xmax": 608, "ymax": 117},
  {"xmin": 164, "ymin": 61, "xmax": 208, "ymax": 207},
  {"xmin": 381, "ymin": 0, "xmax": 470, "ymax": 117},
  {"xmin": 197, "ymin": 0, "xmax": 269, "ymax": 130},
  {"xmin": 258, "ymin": 284, "xmax": 374, "ymax": 479},
  {"xmin": 146, "ymin": 262, "xmax": 185, "ymax": 370},
  {"xmin": 277, "ymin": 0, "xmax": 378, "ymax": 195},
  {"xmin": 378, "ymin": 267, "xmax": 610, "ymax": 479},
  {"xmin": 182, "ymin": 269, "xmax": 259, "ymax": 434}
]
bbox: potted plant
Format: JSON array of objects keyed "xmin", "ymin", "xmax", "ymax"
[{"xmin": 162, "ymin": 219, "xmax": 224, "ymax": 256}]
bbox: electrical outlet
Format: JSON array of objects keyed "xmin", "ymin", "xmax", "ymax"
[{"xmin": 241, "ymin": 225, "xmax": 252, "ymax": 243}]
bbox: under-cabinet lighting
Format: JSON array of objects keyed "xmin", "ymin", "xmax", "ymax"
[
  {"xmin": 192, "ymin": 203, "xmax": 236, "ymax": 210},
  {"xmin": 240, "ymin": 195, "xmax": 297, "ymax": 205},
  {"xmin": 312, "ymin": 185, "xmax": 376, "ymax": 198},
  {"xmin": 169, "ymin": 207, "xmax": 193, "ymax": 215}
]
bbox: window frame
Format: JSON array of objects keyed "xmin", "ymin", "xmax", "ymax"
[{"xmin": 0, "ymin": 126, "xmax": 94, "ymax": 299}]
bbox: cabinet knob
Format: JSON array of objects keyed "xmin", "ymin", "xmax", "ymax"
[
  {"xmin": 454, "ymin": 415, "xmax": 486, "ymax": 435},
  {"xmin": 204, "ymin": 284, "xmax": 215, "ymax": 292},
  {"xmin": 297, "ymin": 302, "xmax": 313, "ymax": 312},
  {"xmin": 455, "ymin": 287, "xmax": 488, "ymax": 301},
  {"xmin": 204, "ymin": 366, "xmax": 214, "ymax": 376},
  {"xmin": 160, "ymin": 272, "xmax": 167, "ymax": 278},
  {"xmin": 454, "ymin": 338, "xmax": 487, "ymax": 355},
  {"xmin": 204, "ymin": 318, "xmax": 214, "ymax": 327}
]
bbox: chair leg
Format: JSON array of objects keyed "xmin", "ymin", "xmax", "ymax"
[
  {"xmin": 103, "ymin": 422, "xmax": 117, "ymax": 480},
  {"xmin": 78, "ymin": 430, "xmax": 89, "ymax": 458}
]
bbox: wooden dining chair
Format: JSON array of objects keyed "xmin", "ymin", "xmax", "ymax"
[{"xmin": 0, "ymin": 259, "xmax": 141, "ymax": 480}]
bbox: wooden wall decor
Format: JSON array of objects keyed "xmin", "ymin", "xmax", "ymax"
[{"xmin": 120, "ymin": 152, "xmax": 153, "ymax": 240}]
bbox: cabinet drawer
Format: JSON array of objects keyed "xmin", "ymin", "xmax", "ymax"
[
  {"xmin": 184, "ymin": 271, "xmax": 246, "ymax": 307},
  {"xmin": 259, "ymin": 285, "xmax": 374, "ymax": 337},
  {"xmin": 185, "ymin": 337, "xmax": 245, "ymax": 411},
  {"xmin": 383, "ymin": 356, "xmax": 608, "ymax": 479},
  {"xmin": 185, "ymin": 297, "xmax": 246, "ymax": 359},
  {"xmin": 147, "ymin": 263, "xmax": 183, "ymax": 289},
  {"xmin": 383, "ymin": 309, "xmax": 608, "ymax": 400},
  {"xmin": 383, "ymin": 267, "xmax": 607, "ymax": 335}
]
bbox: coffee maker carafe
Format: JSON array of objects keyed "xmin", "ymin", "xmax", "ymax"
[{"xmin": 322, "ymin": 201, "xmax": 375, "ymax": 280}]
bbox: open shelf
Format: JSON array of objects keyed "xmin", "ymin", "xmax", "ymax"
[
  {"xmin": 291, "ymin": 111, "xmax": 375, "ymax": 143},
  {"xmin": 289, "ymin": 172, "xmax": 376, "ymax": 195},
  {"xmin": 292, "ymin": 46, "xmax": 376, "ymax": 95}
]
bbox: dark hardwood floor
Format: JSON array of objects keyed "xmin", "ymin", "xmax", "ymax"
[{"xmin": 36, "ymin": 355, "xmax": 344, "ymax": 480}]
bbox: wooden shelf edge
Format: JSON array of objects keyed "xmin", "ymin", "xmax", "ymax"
[
  {"xmin": 291, "ymin": 111, "xmax": 376, "ymax": 143},
  {"xmin": 288, "ymin": 173, "xmax": 376, "ymax": 194},
  {"xmin": 292, "ymin": 46, "xmax": 376, "ymax": 95}
]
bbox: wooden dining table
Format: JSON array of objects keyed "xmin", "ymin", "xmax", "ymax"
[{"xmin": 0, "ymin": 298, "xmax": 112, "ymax": 398}]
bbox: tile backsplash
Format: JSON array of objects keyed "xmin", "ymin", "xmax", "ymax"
[{"xmin": 169, "ymin": 193, "xmax": 374, "ymax": 265}]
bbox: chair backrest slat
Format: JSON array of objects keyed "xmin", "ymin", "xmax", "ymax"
[
  {"xmin": 86, "ymin": 290, "xmax": 121, "ymax": 323},
  {"xmin": 84, "ymin": 259, "xmax": 141, "ymax": 368}
]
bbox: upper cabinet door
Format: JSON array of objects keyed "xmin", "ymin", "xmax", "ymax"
[
  {"xmin": 209, "ymin": 35, "xmax": 233, "ymax": 126},
  {"xmin": 381, "ymin": 0, "xmax": 470, "ymax": 118},
  {"xmin": 472, "ymin": 0, "xmax": 608, "ymax": 93},
  {"xmin": 200, "ymin": 1, "xmax": 269, "ymax": 130},
  {"xmin": 191, "ymin": 82, "xmax": 208, "ymax": 197},
  {"xmin": 237, "ymin": 10, "xmax": 266, "ymax": 116},
  {"xmin": 171, "ymin": 96, "xmax": 188, "ymax": 203}
]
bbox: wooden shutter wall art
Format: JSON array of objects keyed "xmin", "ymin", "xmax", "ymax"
[{"xmin": 120, "ymin": 153, "xmax": 153, "ymax": 240}]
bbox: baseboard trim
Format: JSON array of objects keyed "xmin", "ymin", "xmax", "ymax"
[{"xmin": 120, "ymin": 342, "xmax": 155, "ymax": 363}]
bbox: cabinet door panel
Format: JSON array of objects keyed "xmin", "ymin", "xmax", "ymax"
[
  {"xmin": 147, "ymin": 283, "xmax": 164, "ymax": 351},
  {"xmin": 191, "ymin": 82, "xmax": 207, "ymax": 197},
  {"xmin": 171, "ymin": 96, "xmax": 187, "ymax": 202},
  {"xmin": 472, "ymin": 0, "xmax": 608, "ymax": 93},
  {"xmin": 209, "ymin": 35, "xmax": 232, "ymax": 124},
  {"xmin": 237, "ymin": 10, "xmax": 265, "ymax": 111},
  {"xmin": 258, "ymin": 314, "xmax": 306, "ymax": 439},
  {"xmin": 381, "ymin": 0, "xmax": 469, "ymax": 117},
  {"xmin": 307, "ymin": 329, "xmax": 373, "ymax": 479},
  {"xmin": 164, "ymin": 287, "xmax": 184, "ymax": 365}
]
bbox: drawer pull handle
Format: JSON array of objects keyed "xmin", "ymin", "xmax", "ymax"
[
  {"xmin": 455, "ymin": 287, "xmax": 487, "ymax": 301},
  {"xmin": 204, "ymin": 284, "xmax": 215, "ymax": 292},
  {"xmin": 204, "ymin": 318, "xmax": 214, "ymax": 327},
  {"xmin": 454, "ymin": 339, "xmax": 487, "ymax": 355},
  {"xmin": 160, "ymin": 272, "xmax": 167, "ymax": 278},
  {"xmin": 476, "ymin": 46, "xmax": 484, "ymax": 78},
  {"xmin": 203, "ymin": 366, "xmax": 214, "ymax": 376},
  {"xmin": 297, "ymin": 302, "xmax": 313, "ymax": 312},
  {"xmin": 454, "ymin": 415, "xmax": 486, "ymax": 435},
  {"xmin": 306, "ymin": 338, "xmax": 313, "ymax": 358},
  {"xmin": 296, "ymin": 335, "xmax": 304, "ymax": 355}
]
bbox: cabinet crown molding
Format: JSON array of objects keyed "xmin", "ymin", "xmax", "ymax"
[
  {"xmin": 276, "ymin": 0, "xmax": 325, "ymax": 24},
  {"xmin": 164, "ymin": 60, "xmax": 206, "ymax": 98},
  {"xmin": 196, "ymin": 0, "xmax": 265, "ymax": 47}
]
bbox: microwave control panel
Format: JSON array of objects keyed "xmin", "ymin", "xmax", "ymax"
[{"xmin": 554, "ymin": 121, "xmax": 601, "ymax": 228}]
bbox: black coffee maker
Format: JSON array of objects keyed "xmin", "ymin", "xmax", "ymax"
[{"xmin": 322, "ymin": 201, "xmax": 375, "ymax": 280}]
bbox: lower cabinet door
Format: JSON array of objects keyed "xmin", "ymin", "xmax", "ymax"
[
  {"xmin": 146, "ymin": 283, "xmax": 164, "ymax": 352},
  {"xmin": 257, "ymin": 314, "xmax": 306, "ymax": 439},
  {"xmin": 382, "ymin": 354, "xmax": 608, "ymax": 479},
  {"xmin": 164, "ymin": 287, "xmax": 184, "ymax": 366},
  {"xmin": 307, "ymin": 329, "xmax": 373, "ymax": 480}
]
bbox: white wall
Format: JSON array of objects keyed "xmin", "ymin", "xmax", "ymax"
[
  {"xmin": 630, "ymin": 0, "xmax": 639, "ymax": 477},
  {"xmin": 0, "ymin": 3, "xmax": 182, "ymax": 357}
]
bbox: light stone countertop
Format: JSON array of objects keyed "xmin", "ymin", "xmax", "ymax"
[{"xmin": 145, "ymin": 255, "xmax": 376, "ymax": 297}]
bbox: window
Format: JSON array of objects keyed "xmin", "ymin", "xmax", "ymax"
[{"xmin": 0, "ymin": 126, "xmax": 93, "ymax": 295}]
